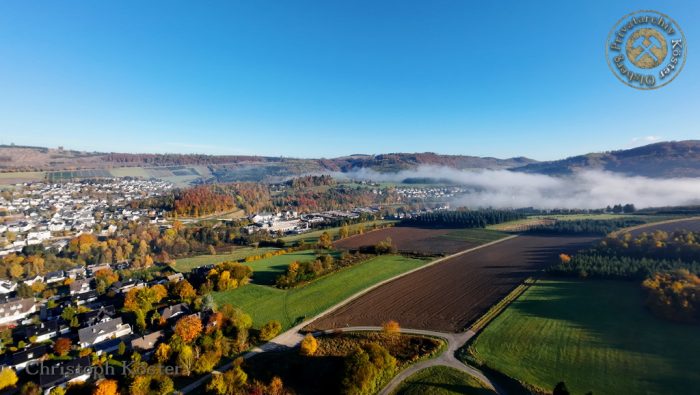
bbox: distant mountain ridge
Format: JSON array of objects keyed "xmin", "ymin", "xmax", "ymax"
[
  {"xmin": 512, "ymin": 140, "xmax": 700, "ymax": 178},
  {"xmin": 1, "ymin": 140, "xmax": 700, "ymax": 179}
]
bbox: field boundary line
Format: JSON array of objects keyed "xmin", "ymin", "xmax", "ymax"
[
  {"xmin": 467, "ymin": 277, "xmax": 535, "ymax": 334},
  {"xmin": 329, "ymin": 221, "xmax": 397, "ymax": 244}
]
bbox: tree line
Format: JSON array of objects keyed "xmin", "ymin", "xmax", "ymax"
[
  {"xmin": 527, "ymin": 218, "xmax": 646, "ymax": 235},
  {"xmin": 551, "ymin": 229, "xmax": 700, "ymax": 324},
  {"xmin": 400, "ymin": 210, "xmax": 525, "ymax": 228}
]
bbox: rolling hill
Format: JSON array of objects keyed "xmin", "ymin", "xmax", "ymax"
[
  {"xmin": 513, "ymin": 140, "xmax": 700, "ymax": 178},
  {"xmin": 1, "ymin": 140, "xmax": 700, "ymax": 182}
]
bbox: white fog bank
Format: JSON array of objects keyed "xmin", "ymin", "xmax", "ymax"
[{"xmin": 338, "ymin": 166, "xmax": 700, "ymax": 210}]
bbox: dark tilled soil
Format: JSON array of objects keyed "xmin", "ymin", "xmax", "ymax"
[
  {"xmin": 310, "ymin": 234, "xmax": 598, "ymax": 333},
  {"xmin": 333, "ymin": 227, "xmax": 477, "ymax": 255}
]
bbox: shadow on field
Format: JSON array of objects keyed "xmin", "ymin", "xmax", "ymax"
[
  {"xmin": 396, "ymin": 381, "xmax": 495, "ymax": 395},
  {"xmin": 506, "ymin": 279, "xmax": 700, "ymax": 392}
]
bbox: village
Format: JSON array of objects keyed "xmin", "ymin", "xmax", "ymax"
[{"xmin": 0, "ymin": 180, "xmax": 172, "ymax": 257}]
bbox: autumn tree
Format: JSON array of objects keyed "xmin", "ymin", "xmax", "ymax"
[
  {"xmin": 174, "ymin": 315, "xmax": 203, "ymax": 343},
  {"xmin": 339, "ymin": 225, "xmax": 350, "ymax": 239},
  {"xmin": 299, "ymin": 334, "xmax": 318, "ymax": 356},
  {"xmin": 341, "ymin": 343, "xmax": 396, "ymax": 395},
  {"xmin": 20, "ymin": 382, "xmax": 41, "ymax": 395},
  {"xmin": 154, "ymin": 343, "xmax": 171, "ymax": 365},
  {"xmin": 177, "ymin": 345, "xmax": 196, "ymax": 376},
  {"xmin": 206, "ymin": 358, "xmax": 247, "ymax": 395},
  {"xmin": 93, "ymin": 379, "xmax": 119, "ymax": 395},
  {"xmin": 0, "ymin": 368, "xmax": 18, "ymax": 390},
  {"xmin": 259, "ymin": 320, "xmax": 282, "ymax": 342},
  {"xmin": 9, "ymin": 263, "xmax": 24, "ymax": 280},
  {"xmin": 382, "ymin": 320, "xmax": 400, "ymax": 334},
  {"xmin": 53, "ymin": 337, "xmax": 72, "ymax": 356},
  {"xmin": 94, "ymin": 268, "xmax": 119, "ymax": 294},
  {"xmin": 317, "ymin": 232, "xmax": 333, "ymax": 249},
  {"xmin": 219, "ymin": 304, "xmax": 252, "ymax": 348},
  {"xmin": 172, "ymin": 279, "xmax": 197, "ymax": 303},
  {"xmin": 559, "ymin": 254, "xmax": 571, "ymax": 264},
  {"xmin": 193, "ymin": 351, "xmax": 221, "ymax": 374}
]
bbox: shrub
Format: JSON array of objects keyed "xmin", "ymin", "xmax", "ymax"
[{"xmin": 299, "ymin": 334, "xmax": 318, "ymax": 356}]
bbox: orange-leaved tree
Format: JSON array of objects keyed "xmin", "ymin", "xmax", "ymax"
[
  {"xmin": 174, "ymin": 315, "xmax": 203, "ymax": 343},
  {"xmin": 93, "ymin": 379, "xmax": 119, "ymax": 395}
]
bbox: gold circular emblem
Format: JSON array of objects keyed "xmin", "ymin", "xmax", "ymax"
[{"xmin": 625, "ymin": 28, "xmax": 668, "ymax": 69}]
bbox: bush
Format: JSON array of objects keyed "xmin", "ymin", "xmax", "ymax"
[
  {"xmin": 259, "ymin": 320, "xmax": 282, "ymax": 341},
  {"xmin": 299, "ymin": 334, "xmax": 318, "ymax": 356}
]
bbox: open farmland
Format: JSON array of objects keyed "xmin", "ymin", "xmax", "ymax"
[
  {"xmin": 334, "ymin": 227, "xmax": 506, "ymax": 255},
  {"xmin": 469, "ymin": 280, "xmax": 700, "ymax": 395},
  {"xmin": 281, "ymin": 220, "xmax": 395, "ymax": 245},
  {"xmin": 310, "ymin": 234, "xmax": 597, "ymax": 332},
  {"xmin": 173, "ymin": 247, "xmax": 279, "ymax": 272},
  {"xmin": 213, "ymin": 255, "xmax": 429, "ymax": 329}
]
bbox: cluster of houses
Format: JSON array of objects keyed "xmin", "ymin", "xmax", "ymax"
[
  {"xmin": 0, "ymin": 179, "xmax": 172, "ymax": 257},
  {"xmin": 395, "ymin": 186, "xmax": 467, "ymax": 200},
  {"xmin": 386, "ymin": 205, "xmax": 451, "ymax": 220},
  {"xmin": 0, "ymin": 260, "xmax": 192, "ymax": 394},
  {"xmin": 243, "ymin": 207, "xmax": 381, "ymax": 235}
]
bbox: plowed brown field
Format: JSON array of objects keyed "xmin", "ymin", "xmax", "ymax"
[
  {"xmin": 334, "ymin": 227, "xmax": 477, "ymax": 255},
  {"xmin": 310, "ymin": 234, "xmax": 597, "ymax": 332}
]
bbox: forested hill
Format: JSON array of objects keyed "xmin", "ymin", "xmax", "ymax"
[
  {"xmin": 512, "ymin": 140, "xmax": 700, "ymax": 178},
  {"xmin": 2, "ymin": 141, "xmax": 700, "ymax": 179},
  {"xmin": 325, "ymin": 153, "xmax": 536, "ymax": 172}
]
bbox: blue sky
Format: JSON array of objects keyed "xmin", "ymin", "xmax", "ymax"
[{"xmin": 0, "ymin": 1, "xmax": 697, "ymax": 160}]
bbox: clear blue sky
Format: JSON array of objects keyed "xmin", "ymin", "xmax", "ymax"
[{"xmin": 0, "ymin": 1, "xmax": 697, "ymax": 159}]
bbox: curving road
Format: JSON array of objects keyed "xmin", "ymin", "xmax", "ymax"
[{"xmin": 315, "ymin": 326, "xmax": 499, "ymax": 395}]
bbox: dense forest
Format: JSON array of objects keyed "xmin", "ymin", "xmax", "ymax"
[
  {"xmin": 549, "ymin": 253, "xmax": 700, "ymax": 279},
  {"xmin": 172, "ymin": 185, "xmax": 237, "ymax": 217},
  {"xmin": 400, "ymin": 210, "xmax": 525, "ymax": 228},
  {"xmin": 551, "ymin": 229, "xmax": 700, "ymax": 324}
]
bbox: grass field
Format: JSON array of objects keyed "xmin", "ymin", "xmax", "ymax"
[
  {"xmin": 213, "ymin": 254, "xmax": 428, "ymax": 329},
  {"xmin": 394, "ymin": 366, "xmax": 495, "ymax": 395},
  {"xmin": 470, "ymin": 279, "xmax": 700, "ymax": 395},
  {"xmin": 281, "ymin": 220, "xmax": 396, "ymax": 244},
  {"xmin": 245, "ymin": 250, "xmax": 327, "ymax": 285},
  {"xmin": 173, "ymin": 247, "xmax": 279, "ymax": 272}
]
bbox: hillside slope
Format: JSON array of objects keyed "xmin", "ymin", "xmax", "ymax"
[{"xmin": 513, "ymin": 141, "xmax": 700, "ymax": 178}]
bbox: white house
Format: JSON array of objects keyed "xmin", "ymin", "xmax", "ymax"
[
  {"xmin": 0, "ymin": 280, "xmax": 17, "ymax": 294},
  {"xmin": 77, "ymin": 317, "xmax": 132, "ymax": 348},
  {"xmin": 0, "ymin": 298, "xmax": 37, "ymax": 325}
]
